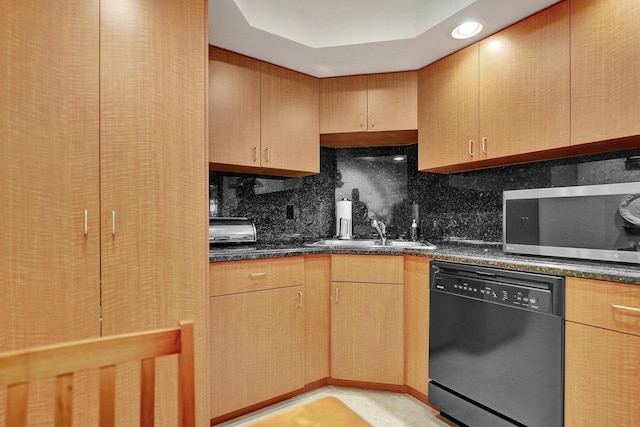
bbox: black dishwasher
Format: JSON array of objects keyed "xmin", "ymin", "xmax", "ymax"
[{"xmin": 428, "ymin": 261, "xmax": 564, "ymax": 427}]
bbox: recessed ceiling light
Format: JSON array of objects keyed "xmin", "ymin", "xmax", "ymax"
[{"xmin": 450, "ymin": 20, "xmax": 484, "ymax": 39}]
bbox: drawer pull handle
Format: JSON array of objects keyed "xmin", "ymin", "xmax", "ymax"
[
  {"xmin": 249, "ymin": 272, "xmax": 266, "ymax": 278},
  {"xmin": 298, "ymin": 291, "xmax": 303, "ymax": 308},
  {"xmin": 468, "ymin": 140, "xmax": 474, "ymax": 156},
  {"xmin": 335, "ymin": 287, "xmax": 339, "ymax": 303},
  {"xmin": 84, "ymin": 210, "xmax": 89, "ymax": 235},
  {"xmin": 611, "ymin": 303, "xmax": 640, "ymax": 313}
]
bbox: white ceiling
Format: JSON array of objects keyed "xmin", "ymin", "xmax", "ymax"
[{"xmin": 209, "ymin": 0, "xmax": 561, "ymax": 78}]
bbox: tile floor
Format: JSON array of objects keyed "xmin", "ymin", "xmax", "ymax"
[{"xmin": 214, "ymin": 386, "xmax": 457, "ymax": 427}]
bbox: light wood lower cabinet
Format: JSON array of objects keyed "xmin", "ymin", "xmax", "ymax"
[
  {"xmin": 210, "ymin": 285, "xmax": 305, "ymax": 418},
  {"xmin": 209, "ymin": 257, "xmax": 308, "ymax": 420},
  {"xmin": 565, "ymin": 277, "xmax": 640, "ymax": 426},
  {"xmin": 331, "ymin": 255, "xmax": 404, "ymax": 385},
  {"xmin": 304, "ymin": 255, "xmax": 331, "ymax": 384},
  {"xmin": 404, "ymin": 256, "xmax": 431, "ymax": 397}
]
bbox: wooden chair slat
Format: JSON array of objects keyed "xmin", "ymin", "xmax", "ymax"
[
  {"xmin": 6, "ymin": 382, "xmax": 28, "ymax": 427},
  {"xmin": 141, "ymin": 358, "xmax": 156, "ymax": 427},
  {"xmin": 55, "ymin": 373, "xmax": 73, "ymax": 427}
]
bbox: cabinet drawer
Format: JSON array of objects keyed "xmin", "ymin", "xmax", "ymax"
[
  {"xmin": 566, "ymin": 277, "xmax": 640, "ymax": 336},
  {"xmin": 210, "ymin": 257, "xmax": 304, "ymax": 296},
  {"xmin": 331, "ymin": 254, "xmax": 403, "ymax": 284}
]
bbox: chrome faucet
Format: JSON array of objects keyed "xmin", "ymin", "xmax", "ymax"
[{"xmin": 371, "ymin": 219, "xmax": 387, "ymax": 245}]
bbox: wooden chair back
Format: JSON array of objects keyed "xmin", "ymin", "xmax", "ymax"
[{"xmin": 0, "ymin": 320, "xmax": 195, "ymax": 427}]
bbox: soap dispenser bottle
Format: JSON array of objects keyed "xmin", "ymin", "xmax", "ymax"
[{"xmin": 409, "ymin": 219, "xmax": 418, "ymax": 241}]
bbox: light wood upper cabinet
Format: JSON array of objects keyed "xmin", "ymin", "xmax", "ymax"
[
  {"xmin": 319, "ymin": 75, "xmax": 368, "ymax": 133},
  {"xmin": 478, "ymin": 0, "xmax": 569, "ymax": 159},
  {"xmin": 419, "ymin": 1, "xmax": 569, "ymax": 172},
  {"xmin": 209, "ymin": 46, "xmax": 261, "ymax": 168},
  {"xmin": 331, "ymin": 255, "xmax": 404, "ymax": 385},
  {"xmin": 209, "ymin": 48, "xmax": 319, "ymax": 177},
  {"xmin": 418, "ymin": 44, "xmax": 479, "ymax": 170},
  {"xmin": 261, "ymin": 62, "xmax": 320, "ymax": 175},
  {"xmin": 565, "ymin": 277, "xmax": 640, "ymax": 426},
  {"xmin": 368, "ymin": 72, "xmax": 418, "ymax": 132},
  {"xmin": 320, "ymin": 72, "xmax": 417, "ymax": 134},
  {"xmin": 571, "ymin": 0, "xmax": 640, "ymax": 145}
]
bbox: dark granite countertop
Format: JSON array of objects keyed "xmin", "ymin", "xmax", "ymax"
[{"xmin": 210, "ymin": 242, "xmax": 640, "ymax": 285}]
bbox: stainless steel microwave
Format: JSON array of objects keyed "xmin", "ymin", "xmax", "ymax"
[{"xmin": 503, "ymin": 182, "xmax": 640, "ymax": 264}]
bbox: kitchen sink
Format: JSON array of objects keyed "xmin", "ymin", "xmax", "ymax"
[{"xmin": 305, "ymin": 239, "xmax": 437, "ymax": 250}]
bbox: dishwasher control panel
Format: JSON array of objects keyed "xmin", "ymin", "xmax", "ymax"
[{"xmin": 432, "ymin": 273, "xmax": 552, "ymax": 313}]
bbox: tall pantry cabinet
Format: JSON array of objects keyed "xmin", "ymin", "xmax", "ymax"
[{"xmin": 1, "ymin": 0, "xmax": 209, "ymax": 425}]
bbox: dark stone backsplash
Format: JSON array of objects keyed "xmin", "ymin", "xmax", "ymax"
[{"xmin": 210, "ymin": 145, "xmax": 640, "ymax": 244}]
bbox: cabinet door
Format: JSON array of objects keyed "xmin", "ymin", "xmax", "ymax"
[
  {"xmin": 210, "ymin": 286, "xmax": 305, "ymax": 418},
  {"xmin": 565, "ymin": 322, "xmax": 640, "ymax": 426},
  {"xmin": 209, "ymin": 47, "xmax": 261, "ymax": 168},
  {"xmin": 479, "ymin": 0, "xmax": 569, "ymax": 159},
  {"xmin": 0, "ymin": 0, "xmax": 100, "ymax": 350},
  {"xmin": 404, "ymin": 256, "xmax": 431, "ymax": 397},
  {"xmin": 261, "ymin": 62, "xmax": 320, "ymax": 175},
  {"xmin": 368, "ymin": 71, "xmax": 418, "ymax": 132},
  {"xmin": 571, "ymin": 0, "xmax": 640, "ymax": 145},
  {"xmin": 331, "ymin": 281, "xmax": 404, "ymax": 385},
  {"xmin": 320, "ymin": 75, "xmax": 368, "ymax": 133},
  {"xmin": 100, "ymin": 0, "xmax": 208, "ymax": 424},
  {"xmin": 304, "ymin": 255, "xmax": 331, "ymax": 385},
  {"xmin": 418, "ymin": 44, "xmax": 479, "ymax": 170}
]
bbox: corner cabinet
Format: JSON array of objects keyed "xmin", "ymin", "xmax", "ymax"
[
  {"xmin": 2, "ymin": 0, "xmax": 209, "ymax": 425},
  {"xmin": 565, "ymin": 277, "xmax": 640, "ymax": 426},
  {"xmin": 330, "ymin": 254, "xmax": 404, "ymax": 386},
  {"xmin": 571, "ymin": 0, "xmax": 640, "ymax": 145},
  {"xmin": 419, "ymin": 1, "xmax": 570, "ymax": 172},
  {"xmin": 320, "ymin": 72, "xmax": 418, "ymax": 147},
  {"xmin": 209, "ymin": 47, "xmax": 319, "ymax": 177}
]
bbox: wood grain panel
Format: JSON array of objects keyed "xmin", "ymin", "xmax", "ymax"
[
  {"xmin": 565, "ymin": 322, "xmax": 640, "ymax": 426},
  {"xmin": 566, "ymin": 277, "xmax": 640, "ymax": 336},
  {"xmin": 404, "ymin": 256, "xmax": 431, "ymax": 396},
  {"xmin": 479, "ymin": 0, "xmax": 569, "ymax": 158},
  {"xmin": 303, "ymin": 255, "xmax": 331, "ymax": 384},
  {"xmin": 0, "ymin": 0, "xmax": 100, "ymax": 350},
  {"xmin": 418, "ymin": 44, "xmax": 478, "ymax": 170},
  {"xmin": 331, "ymin": 254, "xmax": 403, "ymax": 284},
  {"xmin": 368, "ymin": 71, "xmax": 418, "ymax": 132},
  {"xmin": 210, "ymin": 257, "xmax": 305, "ymax": 296},
  {"xmin": 571, "ymin": 0, "xmax": 640, "ymax": 145},
  {"xmin": 210, "ymin": 286, "xmax": 305, "ymax": 418},
  {"xmin": 319, "ymin": 75, "xmax": 368, "ymax": 133},
  {"xmin": 331, "ymin": 281, "xmax": 404, "ymax": 385},
  {"xmin": 99, "ymin": 0, "xmax": 208, "ymax": 425},
  {"xmin": 261, "ymin": 63, "xmax": 320, "ymax": 174},
  {"xmin": 209, "ymin": 46, "xmax": 261, "ymax": 168}
]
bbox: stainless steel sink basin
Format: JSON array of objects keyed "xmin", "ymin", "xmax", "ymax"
[{"xmin": 305, "ymin": 239, "xmax": 437, "ymax": 250}]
